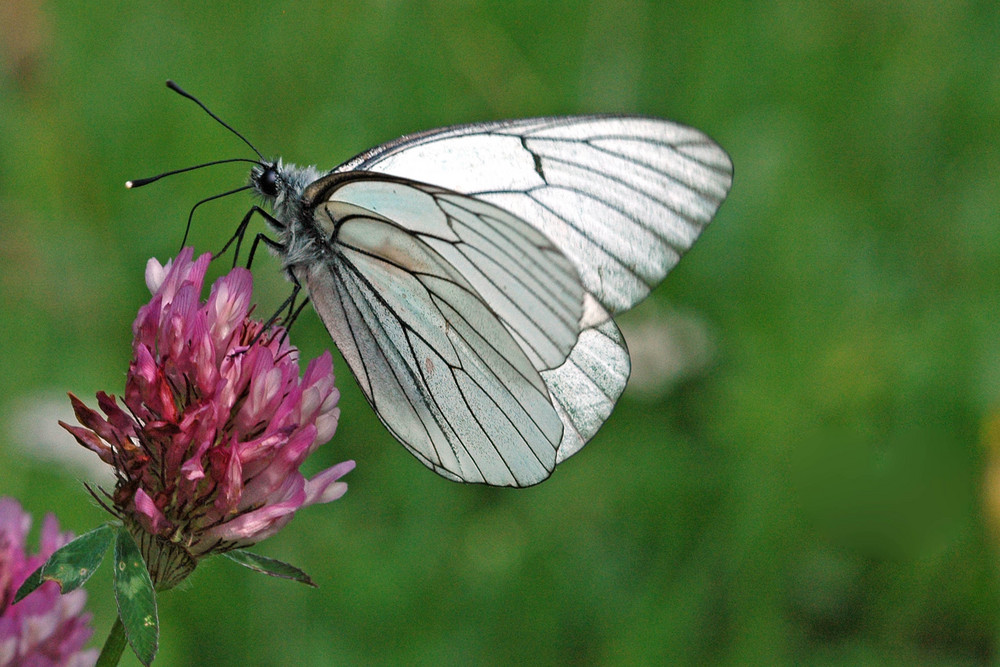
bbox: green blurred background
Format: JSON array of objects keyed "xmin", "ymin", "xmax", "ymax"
[{"xmin": 2, "ymin": 1, "xmax": 999, "ymax": 664}]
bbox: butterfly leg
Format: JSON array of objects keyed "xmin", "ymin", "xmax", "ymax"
[
  {"xmin": 179, "ymin": 185, "xmax": 253, "ymax": 251},
  {"xmin": 245, "ymin": 229, "xmax": 286, "ymax": 270},
  {"xmin": 213, "ymin": 205, "xmax": 286, "ymax": 267},
  {"xmin": 252, "ymin": 277, "xmax": 311, "ymax": 347},
  {"xmin": 274, "ymin": 270, "xmax": 313, "ymax": 333}
]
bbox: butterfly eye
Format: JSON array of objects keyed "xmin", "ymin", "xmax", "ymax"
[{"xmin": 258, "ymin": 165, "xmax": 279, "ymax": 197}]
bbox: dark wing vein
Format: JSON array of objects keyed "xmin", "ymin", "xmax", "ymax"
[
  {"xmin": 441, "ymin": 196, "xmax": 581, "ymax": 310},
  {"xmin": 532, "ymin": 152, "xmax": 709, "ymax": 227},
  {"xmin": 531, "ymin": 132, "xmax": 734, "ymax": 181},
  {"xmin": 437, "ymin": 194, "xmax": 570, "ymax": 284}
]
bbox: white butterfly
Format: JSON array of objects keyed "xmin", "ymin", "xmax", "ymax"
[{"xmin": 136, "ymin": 84, "xmax": 733, "ymax": 487}]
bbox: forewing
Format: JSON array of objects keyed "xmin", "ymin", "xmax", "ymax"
[{"xmin": 333, "ymin": 115, "xmax": 733, "ymax": 314}]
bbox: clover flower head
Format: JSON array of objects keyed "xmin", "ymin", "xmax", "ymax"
[
  {"xmin": 62, "ymin": 249, "xmax": 354, "ymax": 588},
  {"xmin": 0, "ymin": 497, "xmax": 97, "ymax": 666}
]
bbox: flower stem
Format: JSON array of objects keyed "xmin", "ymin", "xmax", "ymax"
[{"xmin": 96, "ymin": 616, "xmax": 127, "ymax": 667}]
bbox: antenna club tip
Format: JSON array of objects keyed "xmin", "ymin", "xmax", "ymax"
[{"xmin": 125, "ymin": 180, "xmax": 135, "ymax": 189}]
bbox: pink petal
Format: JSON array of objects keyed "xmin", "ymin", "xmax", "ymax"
[
  {"xmin": 312, "ymin": 404, "xmax": 341, "ymax": 448},
  {"xmin": 207, "ymin": 268, "xmax": 253, "ymax": 347},
  {"xmin": 213, "ymin": 443, "xmax": 244, "ymax": 514},
  {"xmin": 144, "ymin": 256, "xmax": 169, "ymax": 293},
  {"xmin": 208, "ymin": 480, "xmax": 306, "ymax": 542},
  {"xmin": 134, "ymin": 488, "xmax": 169, "ymax": 534},
  {"xmin": 303, "ymin": 460, "xmax": 356, "ymax": 506},
  {"xmin": 59, "ymin": 423, "xmax": 115, "ymax": 464}
]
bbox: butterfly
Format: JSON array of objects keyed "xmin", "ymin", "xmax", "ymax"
[{"xmin": 130, "ymin": 82, "xmax": 733, "ymax": 487}]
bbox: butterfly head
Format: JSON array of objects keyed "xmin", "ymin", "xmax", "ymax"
[
  {"xmin": 252, "ymin": 157, "xmax": 318, "ymax": 197},
  {"xmin": 250, "ymin": 159, "xmax": 324, "ymax": 232},
  {"xmin": 253, "ymin": 162, "xmax": 280, "ymax": 198}
]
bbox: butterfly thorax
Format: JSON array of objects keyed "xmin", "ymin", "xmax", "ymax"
[{"xmin": 250, "ymin": 159, "xmax": 326, "ymax": 269}]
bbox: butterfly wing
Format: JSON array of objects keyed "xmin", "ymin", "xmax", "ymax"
[
  {"xmin": 333, "ymin": 115, "xmax": 734, "ymax": 314},
  {"xmin": 332, "ymin": 116, "xmax": 732, "ymax": 463},
  {"xmin": 296, "ymin": 173, "xmax": 587, "ymax": 486}
]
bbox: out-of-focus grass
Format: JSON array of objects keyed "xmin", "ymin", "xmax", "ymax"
[{"xmin": 1, "ymin": 2, "xmax": 998, "ymax": 665}]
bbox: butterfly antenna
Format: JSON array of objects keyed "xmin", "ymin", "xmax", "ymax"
[
  {"xmin": 125, "ymin": 157, "xmax": 259, "ymax": 189},
  {"xmin": 166, "ymin": 80, "xmax": 266, "ymax": 161}
]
